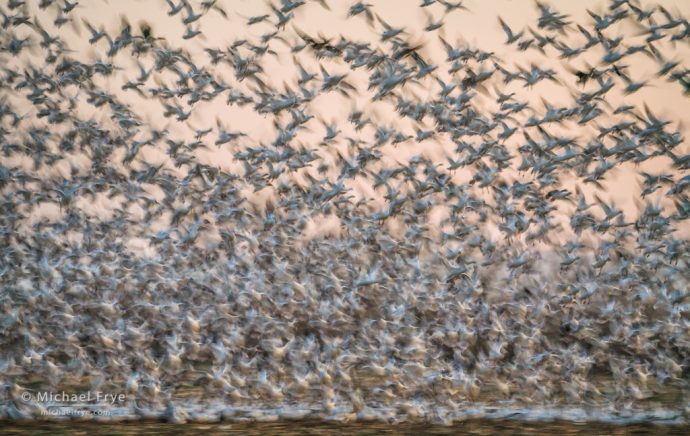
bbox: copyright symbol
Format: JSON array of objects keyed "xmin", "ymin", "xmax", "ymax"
[{"xmin": 21, "ymin": 391, "xmax": 32, "ymax": 402}]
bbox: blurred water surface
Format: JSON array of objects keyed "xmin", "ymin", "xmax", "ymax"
[{"xmin": 1, "ymin": 420, "xmax": 689, "ymax": 436}]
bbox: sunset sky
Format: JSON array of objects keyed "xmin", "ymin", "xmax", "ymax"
[{"xmin": 4, "ymin": 0, "xmax": 690, "ymax": 245}]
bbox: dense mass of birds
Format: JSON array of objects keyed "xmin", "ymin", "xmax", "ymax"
[{"xmin": 1, "ymin": 0, "xmax": 690, "ymax": 425}]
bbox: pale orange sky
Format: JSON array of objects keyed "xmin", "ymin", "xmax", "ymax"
[{"xmin": 4, "ymin": 0, "xmax": 690, "ymax": 246}]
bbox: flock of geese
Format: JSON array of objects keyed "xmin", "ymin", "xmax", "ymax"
[{"xmin": 1, "ymin": 0, "xmax": 689, "ymax": 425}]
